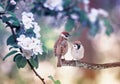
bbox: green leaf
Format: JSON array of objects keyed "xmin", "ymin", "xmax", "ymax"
[
  {"xmin": 2, "ymin": 12, "xmax": 15, "ymax": 22},
  {"xmin": 78, "ymin": 11, "xmax": 88, "ymax": 22},
  {"xmin": 38, "ymin": 0, "xmax": 46, "ymax": 3},
  {"xmin": 89, "ymin": 24, "xmax": 99, "ymax": 36},
  {"xmin": 55, "ymin": 80, "xmax": 61, "ymax": 84},
  {"xmin": 3, "ymin": 50, "xmax": 18, "ymax": 61},
  {"xmin": 65, "ymin": 18, "xmax": 74, "ymax": 32},
  {"xmin": 8, "ymin": 17, "xmax": 20, "ymax": 27},
  {"xmin": 9, "ymin": 44, "xmax": 19, "ymax": 50},
  {"xmin": 0, "ymin": 4, "xmax": 4, "ymax": 13},
  {"xmin": 48, "ymin": 75, "xmax": 55, "ymax": 82},
  {"xmin": 2, "ymin": 15, "xmax": 8, "ymax": 22},
  {"xmin": 2, "ymin": 12, "xmax": 20, "ymax": 27},
  {"xmin": 29, "ymin": 55, "xmax": 39, "ymax": 69},
  {"xmin": 7, "ymin": 35, "xmax": 16, "ymax": 45},
  {"xmin": 106, "ymin": 27, "xmax": 113, "ymax": 36},
  {"xmin": 104, "ymin": 18, "xmax": 113, "ymax": 36},
  {"xmin": 89, "ymin": 20, "xmax": 99, "ymax": 36},
  {"xmin": 14, "ymin": 54, "xmax": 27, "ymax": 68},
  {"xmin": 48, "ymin": 75, "xmax": 61, "ymax": 84},
  {"xmin": 63, "ymin": 0, "xmax": 72, "ymax": 8}
]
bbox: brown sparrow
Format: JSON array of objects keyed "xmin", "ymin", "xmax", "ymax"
[
  {"xmin": 54, "ymin": 31, "xmax": 70, "ymax": 67},
  {"xmin": 71, "ymin": 41, "xmax": 84, "ymax": 60}
]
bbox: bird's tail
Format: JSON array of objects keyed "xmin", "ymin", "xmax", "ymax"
[{"xmin": 57, "ymin": 56, "xmax": 61, "ymax": 67}]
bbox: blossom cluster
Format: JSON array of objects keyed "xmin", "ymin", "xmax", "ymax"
[
  {"xmin": 88, "ymin": 8, "xmax": 109, "ymax": 23},
  {"xmin": 17, "ymin": 12, "xmax": 43, "ymax": 59},
  {"xmin": 44, "ymin": 0, "xmax": 63, "ymax": 11}
]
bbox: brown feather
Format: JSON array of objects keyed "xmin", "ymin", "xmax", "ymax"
[
  {"xmin": 54, "ymin": 36, "xmax": 68, "ymax": 57},
  {"xmin": 54, "ymin": 32, "xmax": 69, "ymax": 67}
]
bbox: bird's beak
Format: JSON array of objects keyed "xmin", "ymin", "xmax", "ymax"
[
  {"xmin": 69, "ymin": 34, "xmax": 72, "ymax": 37},
  {"xmin": 67, "ymin": 35, "xmax": 72, "ymax": 41},
  {"xmin": 68, "ymin": 34, "xmax": 72, "ymax": 38},
  {"xmin": 67, "ymin": 35, "xmax": 71, "ymax": 39}
]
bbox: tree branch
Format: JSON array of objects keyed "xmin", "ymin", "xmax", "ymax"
[
  {"xmin": 27, "ymin": 60, "xmax": 45, "ymax": 84},
  {"xmin": 60, "ymin": 59, "xmax": 120, "ymax": 70}
]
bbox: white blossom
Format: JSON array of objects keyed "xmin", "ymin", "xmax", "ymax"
[
  {"xmin": 17, "ymin": 34, "xmax": 26, "ymax": 42},
  {"xmin": 83, "ymin": 0, "xmax": 90, "ymax": 4},
  {"xmin": 22, "ymin": 12, "xmax": 34, "ymax": 29},
  {"xmin": 70, "ymin": 14, "xmax": 79, "ymax": 20},
  {"xmin": 17, "ymin": 36, "xmax": 33, "ymax": 50},
  {"xmin": 83, "ymin": 0, "xmax": 90, "ymax": 12},
  {"xmin": 22, "ymin": 12, "xmax": 34, "ymax": 21},
  {"xmin": 44, "ymin": 0, "xmax": 63, "ymax": 11},
  {"xmin": 17, "ymin": 12, "xmax": 43, "ymax": 59},
  {"xmin": 22, "ymin": 49, "xmax": 33, "ymax": 59},
  {"xmin": 17, "ymin": 36, "xmax": 43, "ymax": 59},
  {"xmin": 32, "ymin": 22, "xmax": 41, "ymax": 38},
  {"xmin": 31, "ymin": 37, "xmax": 43, "ymax": 55},
  {"xmin": 99, "ymin": 20, "xmax": 106, "ymax": 33},
  {"xmin": 10, "ymin": 0, "xmax": 16, "ymax": 5},
  {"xmin": 22, "ymin": 12, "xmax": 41, "ymax": 38},
  {"xmin": 56, "ymin": 6, "xmax": 63, "ymax": 11},
  {"xmin": 98, "ymin": 8, "xmax": 109, "ymax": 17},
  {"xmin": 33, "ymin": 22, "xmax": 40, "ymax": 32},
  {"xmin": 33, "ymin": 45, "xmax": 43, "ymax": 55},
  {"xmin": 36, "ymin": 33, "xmax": 41, "ymax": 38},
  {"xmin": 88, "ymin": 8, "xmax": 99, "ymax": 23},
  {"xmin": 88, "ymin": 8, "xmax": 109, "ymax": 23},
  {"xmin": 31, "ymin": 37, "xmax": 41, "ymax": 46}
]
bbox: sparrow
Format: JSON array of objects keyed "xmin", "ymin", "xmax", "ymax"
[
  {"xmin": 54, "ymin": 31, "xmax": 70, "ymax": 67},
  {"xmin": 71, "ymin": 41, "xmax": 84, "ymax": 60}
]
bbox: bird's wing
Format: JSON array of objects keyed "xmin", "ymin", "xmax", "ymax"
[
  {"xmin": 60, "ymin": 41, "xmax": 68, "ymax": 56},
  {"xmin": 54, "ymin": 39, "xmax": 59, "ymax": 56}
]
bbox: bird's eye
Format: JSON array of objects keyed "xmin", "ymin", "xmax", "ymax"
[
  {"xmin": 73, "ymin": 45, "xmax": 77, "ymax": 48},
  {"xmin": 65, "ymin": 35, "xmax": 68, "ymax": 37},
  {"xmin": 65, "ymin": 33, "xmax": 70, "ymax": 38}
]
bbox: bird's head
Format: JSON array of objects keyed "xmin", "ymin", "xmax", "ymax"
[
  {"xmin": 60, "ymin": 31, "xmax": 71, "ymax": 40},
  {"xmin": 73, "ymin": 41, "xmax": 81, "ymax": 49}
]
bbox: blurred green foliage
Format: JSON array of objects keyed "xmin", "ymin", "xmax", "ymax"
[
  {"xmin": 48, "ymin": 75, "xmax": 61, "ymax": 84},
  {"xmin": 31, "ymin": 0, "xmax": 113, "ymax": 37},
  {"xmin": 65, "ymin": 18, "xmax": 75, "ymax": 32},
  {"xmin": 104, "ymin": 18, "xmax": 113, "ymax": 36}
]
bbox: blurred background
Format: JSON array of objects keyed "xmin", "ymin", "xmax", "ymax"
[{"xmin": 0, "ymin": 0, "xmax": 120, "ymax": 84}]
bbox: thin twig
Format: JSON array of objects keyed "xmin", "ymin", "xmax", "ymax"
[
  {"xmin": 60, "ymin": 59, "xmax": 120, "ymax": 70},
  {"xmin": 27, "ymin": 60, "xmax": 45, "ymax": 84},
  {"xmin": 10, "ymin": 27, "xmax": 17, "ymax": 42}
]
